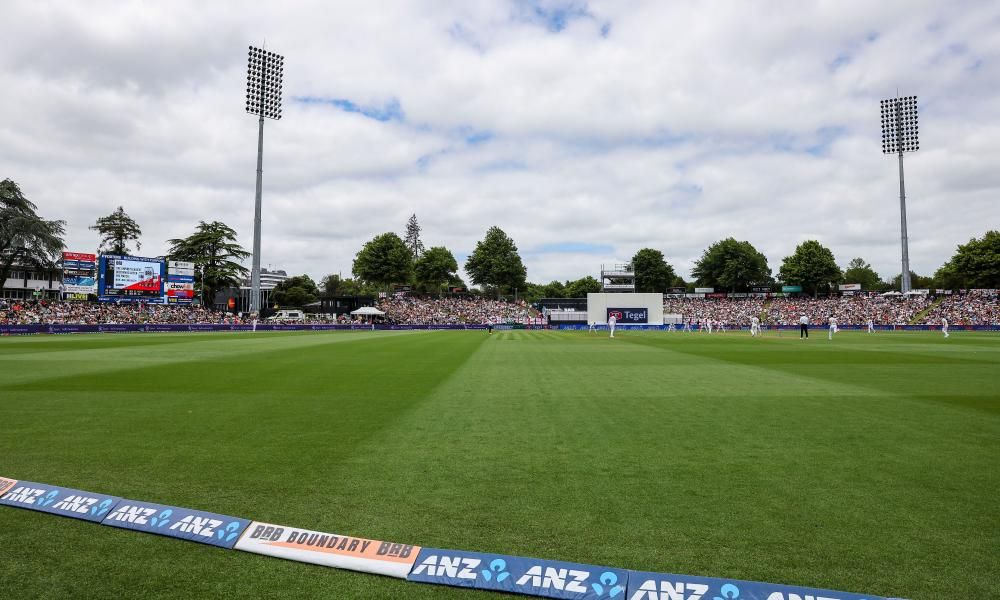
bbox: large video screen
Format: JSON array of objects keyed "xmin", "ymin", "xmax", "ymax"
[{"xmin": 98, "ymin": 255, "xmax": 165, "ymax": 299}]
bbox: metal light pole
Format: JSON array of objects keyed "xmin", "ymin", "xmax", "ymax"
[
  {"xmin": 245, "ymin": 45, "xmax": 283, "ymax": 314},
  {"xmin": 880, "ymin": 95, "xmax": 919, "ymax": 293}
]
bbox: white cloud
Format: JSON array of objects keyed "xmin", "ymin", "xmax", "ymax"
[{"xmin": 1, "ymin": 0, "xmax": 998, "ymax": 285}]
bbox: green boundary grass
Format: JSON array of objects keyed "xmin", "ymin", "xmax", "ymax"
[{"xmin": 0, "ymin": 330, "xmax": 997, "ymax": 599}]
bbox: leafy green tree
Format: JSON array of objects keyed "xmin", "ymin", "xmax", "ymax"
[
  {"xmin": 778, "ymin": 240, "xmax": 842, "ymax": 295},
  {"xmin": 320, "ymin": 274, "xmax": 373, "ymax": 296},
  {"xmin": 542, "ymin": 280, "xmax": 567, "ymax": 298},
  {"xmin": 403, "ymin": 214, "xmax": 425, "ymax": 260},
  {"xmin": 321, "ymin": 273, "xmax": 346, "ymax": 295},
  {"xmin": 414, "ymin": 246, "xmax": 458, "ymax": 292},
  {"xmin": 271, "ymin": 275, "xmax": 320, "ymax": 307},
  {"xmin": 447, "ymin": 273, "xmax": 466, "ymax": 291},
  {"xmin": 521, "ymin": 282, "xmax": 547, "ymax": 303},
  {"xmin": 631, "ymin": 248, "xmax": 678, "ymax": 293},
  {"xmin": 565, "ymin": 276, "xmax": 602, "ymax": 298},
  {"xmin": 352, "ymin": 232, "xmax": 413, "ymax": 290},
  {"xmin": 167, "ymin": 221, "xmax": 250, "ymax": 306},
  {"xmin": 934, "ymin": 230, "xmax": 1000, "ymax": 289},
  {"xmin": 891, "ymin": 271, "xmax": 934, "ymax": 290},
  {"xmin": 0, "ymin": 179, "xmax": 65, "ymax": 291},
  {"xmin": 842, "ymin": 257, "xmax": 883, "ymax": 290},
  {"xmin": 464, "ymin": 226, "xmax": 527, "ymax": 295},
  {"xmin": 692, "ymin": 238, "xmax": 771, "ymax": 291},
  {"xmin": 91, "ymin": 206, "xmax": 142, "ymax": 254}
]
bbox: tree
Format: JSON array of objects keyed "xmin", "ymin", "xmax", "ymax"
[
  {"xmin": 842, "ymin": 258, "xmax": 883, "ymax": 291},
  {"xmin": 320, "ymin": 274, "xmax": 372, "ymax": 296},
  {"xmin": 631, "ymin": 248, "xmax": 678, "ymax": 293},
  {"xmin": 934, "ymin": 230, "xmax": 1000, "ymax": 289},
  {"xmin": 565, "ymin": 276, "xmax": 602, "ymax": 298},
  {"xmin": 414, "ymin": 246, "xmax": 458, "ymax": 293},
  {"xmin": 167, "ymin": 221, "xmax": 250, "ymax": 307},
  {"xmin": 692, "ymin": 238, "xmax": 771, "ymax": 292},
  {"xmin": 778, "ymin": 240, "xmax": 842, "ymax": 295},
  {"xmin": 271, "ymin": 275, "xmax": 320, "ymax": 307},
  {"xmin": 91, "ymin": 206, "xmax": 142, "ymax": 254},
  {"xmin": 321, "ymin": 273, "xmax": 346, "ymax": 295},
  {"xmin": 891, "ymin": 271, "xmax": 934, "ymax": 290},
  {"xmin": 352, "ymin": 232, "xmax": 413, "ymax": 289},
  {"xmin": 542, "ymin": 280, "xmax": 567, "ymax": 298},
  {"xmin": 0, "ymin": 179, "xmax": 65, "ymax": 291},
  {"xmin": 403, "ymin": 213, "xmax": 425, "ymax": 260},
  {"xmin": 464, "ymin": 226, "xmax": 527, "ymax": 295}
]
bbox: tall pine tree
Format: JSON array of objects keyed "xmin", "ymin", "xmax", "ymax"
[{"xmin": 403, "ymin": 213, "xmax": 424, "ymax": 260}]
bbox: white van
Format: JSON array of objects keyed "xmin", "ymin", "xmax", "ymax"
[{"xmin": 268, "ymin": 309, "xmax": 304, "ymax": 322}]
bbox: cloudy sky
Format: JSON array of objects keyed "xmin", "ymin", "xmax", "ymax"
[{"xmin": 2, "ymin": 0, "xmax": 998, "ymax": 286}]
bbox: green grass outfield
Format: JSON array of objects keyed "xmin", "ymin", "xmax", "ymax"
[{"xmin": 0, "ymin": 329, "xmax": 997, "ymax": 599}]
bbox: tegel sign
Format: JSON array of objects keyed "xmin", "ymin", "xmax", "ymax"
[
  {"xmin": 0, "ymin": 479, "xmax": 120, "ymax": 523},
  {"xmin": 102, "ymin": 499, "xmax": 249, "ymax": 549},
  {"xmin": 409, "ymin": 547, "xmax": 629, "ymax": 599},
  {"xmin": 607, "ymin": 308, "xmax": 648, "ymax": 324},
  {"xmin": 625, "ymin": 570, "xmax": 908, "ymax": 600}
]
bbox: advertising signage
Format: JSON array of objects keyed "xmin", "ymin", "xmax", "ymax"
[
  {"xmin": 62, "ymin": 251, "xmax": 98, "ymax": 296},
  {"xmin": 62, "ymin": 251, "xmax": 97, "ymax": 270},
  {"xmin": 781, "ymin": 285, "xmax": 803, "ymax": 293},
  {"xmin": 98, "ymin": 255, "xmax": 165, "ymax": 300},
  {"xmin": 607, "ymin": 308, "xmax": 648, "ymax": 324}
]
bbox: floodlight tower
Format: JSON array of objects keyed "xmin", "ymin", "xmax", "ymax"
[
  {"xmin": 245, "ymin": 45, "xmax": 283, "ymax": 314},
  {"xmin": 880, "ymin": 95, "xmax": 919, "ymax": 293}
]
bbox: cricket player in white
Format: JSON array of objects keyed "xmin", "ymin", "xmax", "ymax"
[
  {"xmin": 942, "ymin": 317, "xmax": 949, "ymax": 338},
  {"xmin": 750, "ymin": 316, "xmax": 760, "ymax": 337},
  {"xmin": 828, "ymin": 316, "xmax": 838, "ymax": 340},
  {"xmin": 608, "ymin": 314, "xmax": 617, "ymax": 338},
  {"xmin": 589, "ymin": 321, "xmax": 596, "ymax": 334},
  {"xmin": 868, "ymin": 318, "xmax": 875, "ymax": 334}
]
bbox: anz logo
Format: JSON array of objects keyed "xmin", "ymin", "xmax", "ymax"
[
  {"xmin": 2, "ymin": 487, "xmax": 47, "ymax": 506},
  {"xmin": 107, "ymin": 504, "xmax": 157, "ymax": 525},
  {"xmin": 412, "ymin": 554, "xmax": 625, "ymax": 597},
  {"xmin": 629, "ymin": 580, "xmax": 855, "ymax": 600},
  {"xmin": 628, "ymin": 580, "xmax": 713, "ymax": 600}
]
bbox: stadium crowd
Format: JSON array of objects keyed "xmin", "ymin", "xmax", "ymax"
[
  {"xmin": 0, "ymin": 300, "xmax": 244, "ymax": 325},
  {"xmin": 661, "ymin": 294, "xmax": 998, "ymax": 326},
  {"xmin": 662, "ymin": 297, "xmax": 765, "ymax": 326},
  {"xmin": 377, "ymin": 296, "xmax": 537, "ymax": 325},
  {"xmin": 766, "ymin": 296, "xmax": 932, "ymax": 325},
  {"xmin": 920, "ymin": 291, "xmax": 999, "ymax": 325},
  {"xmin": 3, "ymin": 294, "xmax": 997, "ymax": 327}
]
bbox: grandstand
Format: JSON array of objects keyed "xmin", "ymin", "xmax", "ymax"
[{"xmin": 3, "ymin": 290, "xmax": 998, "ymax": 330}]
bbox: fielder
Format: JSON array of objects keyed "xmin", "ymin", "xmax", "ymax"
[
  {"xmin": 589, "ymin": 321, "xmax": 597, "ymax": 334},
  {"xmin": 868, "ymin": 318, "xmax": 875, "ymax": 334},
  {"xmin": 828, "ymin": 316, "xmax": 838, "ymax": 340},
  {"xmin": 942, "ymin": 317, "xmax": 949, "ymax": 338},
  {"xmin": 608, "ymin": 313, "xmax": 617, "ymax": 338},
  {"xmin": 750, "ymin": 316, "xmax": 760, "ymax": 337}
]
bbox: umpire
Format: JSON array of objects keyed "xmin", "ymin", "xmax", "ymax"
[{"xmin": 799, "ymin": 314, "xmax": 809, "ymax": 338}]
